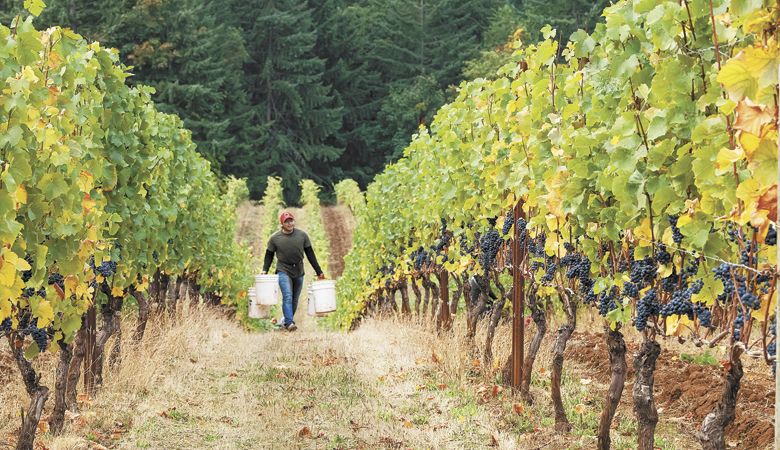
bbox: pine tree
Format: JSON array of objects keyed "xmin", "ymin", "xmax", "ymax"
[
  {"xmin": 222, "ymin": 0, "xmax": 342, "ymax": 201},
  {"xmin": 368, "ymin": 0, "xmax": 503, "ymax": 162},
  {"xmin": 511, "ymin": 0, "xmax": 608, "ymax": 44},
  {"xmin": 308, "ymin": 0, "xmax": 387, "ymax": 188},
  {"xmin": 108, "ymin": 0, "xmax": 249, "ymax": 169}
]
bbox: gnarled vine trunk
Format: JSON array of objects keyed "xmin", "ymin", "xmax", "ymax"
[
  {"xmin": 48, "ymin": 342, "xmax": 73, "ymax": 435},
  {"xmin": 133, "ymin": 289, "xmax": 149, "ymax": 342},
  {"xmin": 697, "ymin": 343, "xmax": 744, "ymax": 450},
  {"xmin": 633, "ymin": 334, "xmax": 661, "ymax": 450},
  {"xmin": 450, "ymin": 275, "xmax": 463, "ymax": 315},
  {"xmin": 551, "ymin": 288, "xmax": 577, "ymax": 432},
  {"xmin": 66, "ymin": 318, "xmax": 87, "ymax": 412},
  {"xmin": 91, "ymin": 291, "xmax": 122, "ymax": 394},
  {"xmin": 520, "ymin": 288, "xmax": 546, "ymax": 403},
  {"xmin": 597, "ymin": 328, "xmax": 627, "ymax": 449},
  {"xmin": 411, "ymin": 276, "xmax": 422, "ymax": 315},
  {"xmin": 399, "ymin": 279, "xmax": 411, "ymax": 316},
  {"xmin": 9, "ymin": 337, "xmax": 49, "ymax": 450}
]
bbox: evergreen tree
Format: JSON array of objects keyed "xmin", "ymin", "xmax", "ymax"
[
  {"xmin": 109, "ymin": 0, "xmax": 249, "ymax": 167},
  {"xmin": 308, "ymin": 0, "xmax": 387, "ymax": 188},
  {"xmin": 222, "ymin": 0, "xmax": 342, "ymax": 201},
  {"xmin": 511, "ymin": 0, "xmax": 609, "ymax": 44},
  {"xmin": 368, "ymin": 0, "xmax": 503, "ymax": 163}
]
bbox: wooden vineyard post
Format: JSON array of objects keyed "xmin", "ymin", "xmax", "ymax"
[
  {"xmin": 438, "ymin": 270, "xmax": 451, "ymax": 331},
  {"xmin": 83, "ymin": 305, "xmax": 97, "ymax": 395},
  {"xmin": 775, "ymin": 61, "xmax": 779, "ymax": 450},
  {"xmin": 511, "ymin": 199, "xmax": 525, "ymax": 389}
]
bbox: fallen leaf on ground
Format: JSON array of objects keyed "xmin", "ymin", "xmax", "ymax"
[
  {"xmin": 298, "ymin": 426, "xmax": 312, "ymax": 438},
  {"xmin": 513, "ymin": 403, "xmax": 525, "ymax": 415}
]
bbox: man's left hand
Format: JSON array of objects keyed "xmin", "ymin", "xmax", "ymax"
[{"xmin": 317, "ymin": 273, "xmax": 326, "ymax": 280}]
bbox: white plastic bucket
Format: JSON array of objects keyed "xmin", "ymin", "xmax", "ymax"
[
  {"xmin": 248, "ymin": 302, "xmax": 262, "ymax": 319},
  {"xmin": 306, "ymin": 285, "xmax": 317, "ymax": 316},
  {"xmin": 311, "ymin": 280, "xmax": 337, "ymax": 314},
  {"xmin": 307, "ymin": 287, "xmax": 316, "ymax": 316},
  {"xmin": 255, "ymin": 274, "xmax": 279, "ymax": 305}
]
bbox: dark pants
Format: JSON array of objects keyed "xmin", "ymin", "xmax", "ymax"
[{"xmin": 277, "ymin": 271, "xmax": 305, "ymax": 327}]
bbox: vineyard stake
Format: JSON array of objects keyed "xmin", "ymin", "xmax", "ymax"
[
  {"xmin": 775, "ymin": 61, "xmax": 779, "ymax": 450},
  {"xmin": 511, "ymin": 199, "xmax": 525, "ymax": 389},
  {"xmin": 83, "ymin": 305, "xmax": 96, "ymax": 394}
]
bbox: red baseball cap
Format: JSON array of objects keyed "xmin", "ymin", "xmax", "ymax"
[{"xmin": 279, "ymin": 211, "xmax": 294, "ymax": 224}]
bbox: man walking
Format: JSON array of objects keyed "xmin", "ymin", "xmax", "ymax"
[{"xmin": 262, "ymin": 211, "xmax": 326, "ymax": 331}]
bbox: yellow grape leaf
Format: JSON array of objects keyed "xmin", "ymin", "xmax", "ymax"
[
  {"xmin": 0, "ymin": 258, "xmax": 16, "ymax": 287},
  {"xmin": 33, "ymin": 300, "xmax": 54, "ymax": 327},
  {"xmin": 64, "ymin": 276, "xmax": 78, "ymax": 297},
  {"xmin": 739, "ymin": 131, "xmax": 761, "ymax": 155},
  {"xmin": 661, "ymin": 226, "xmax": 675, "ymax": 247},
  {"xmin": 111, "ymin": 287, "xmax": 124, "ymax": 297},
  {"xmin": 14, "ymin": 185, "xmax": 27, "ymax": 208},
  {"xmin": 77, "ymin": 171, "xmax": 94, "ymax": 193},
  {"xmin": 665, "ymin": 315, "xmax": 693, "ymax": 337},
  {"xmin": 82, "ymin": 194, "xmax": 95, "ymax": 215},
  {"xmin": 544, "ymin": 234, "xmax": 561, "ymax": 257},
  {"xmin": 545, "ymin": 213, "xmax": 560, "ymax": 232},
  {"xmin": 634, "ymin": 217, "xmax": 653, "ymax": 247},
  {"xmin": 734, "ymin": 100, "xmax": 774, "ymax": 136},
  {"xmin": 6, "ymin": 251, "xmax": 31, "ymax": 271},
  {"xmin": 715, "ymin": 147, "xmax": 744, "ymax": 171},
  {"xmin": 0, "ymin": 299, "xmax": 11, "ymax": 322},
  {"xmin": 658, "ymin": 263, "xmax": 674, "ymax": 278}
]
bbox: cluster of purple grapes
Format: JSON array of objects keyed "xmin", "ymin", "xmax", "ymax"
[
  {"xmin": 527, "ymin": 232, "xmax": 546, "ymax": 258},
  {"xmin": 734, "ymin": 310, "xmax": 745, "ymax": 340},
  {"xmin": 96, "ymin": 261, "xmax": 118, "ymax": 278},
  {"xmin": 740, "ymin": 243, "xmax": 757, "ymax": 267},
  {"xmin": 21, "ymin": 255, "xmax": 33, "ymax": 283},
  {"xmin": 695, "ymin": 303, "xmax": 712, "ymax": 328},
  {"xmin": 659, "ymin": 279, "xmax": 703, "ymax": 318},
  {"xmin": 540, "ymin": 259, "xmax": 556, "ymax": 283},
  {"xmin": 516, "ymin": 218, "xmax": 527, "ymax": 244},
  {"xmin": 623, "ymin": 282, "xmax": 639, "ymax": 298},
  {"xmin": 30, "ymin": 326, "xmax": 48, "ymax": 351},
  {"xmin": 412, "ymin": 248, "xmax": 432, "ymax": 270},
  {"xmin": 766, "ymin": 225, "xmax": 776, "ymax": 246},
  {"xmin": 630, "ymin": 257, "xmax": 657, "ymax": 287},
  {"xmin": 598, "ymin": 287, "xmax": 618, "ymax": 316},
  {"xmin": 656, "ymin": 246, "xmax": 672, "ymax": 264},
  {"xmin": 48, "ymin": 273, "xmax": 64, "ymax": 290},
  {"xmin": 635, "ymin": 288, "xmax": 659, "ymax": 331},
  {"xmin": 478, "ymin": 229, "xmax": 502, "ymax": 269},
  {"xmin": 713, "ymin": 263, "xmax": 743, "ymax": 304},
  {"xmin": 0, "ymin": 318, "xmax": 11, "ymax": 336},
  {"xmin": 501, "ymin": 211, "xmax": 514, "ymax": 235},
  {"xmin": 668, "ymin": 216, "xmax": 683, "ymax": 244},
  {"xmin": 2, "ymin": 313, "xmax": 51, "ymax": 350}
]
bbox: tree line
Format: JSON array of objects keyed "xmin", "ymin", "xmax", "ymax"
[{"xmin": 0, "ymin": 0, "xmax": 607, "ymax": 202}]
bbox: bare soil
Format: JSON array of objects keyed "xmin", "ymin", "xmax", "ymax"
[
  {"xmin": 566, "ymin": 331, "xmax": 775, "ymax": 449},
  {"xmin": 320, "ymin": 205, "xmax": 354, "ymax": 278}
]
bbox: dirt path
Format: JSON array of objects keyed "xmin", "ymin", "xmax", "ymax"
[
  {"xmin": 320, "ymin": 205, "xmax": 353, "ymax": 278},
  {"xmin": 58, "ymin": 315, "xmax": 508, "ymax": 450}
]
